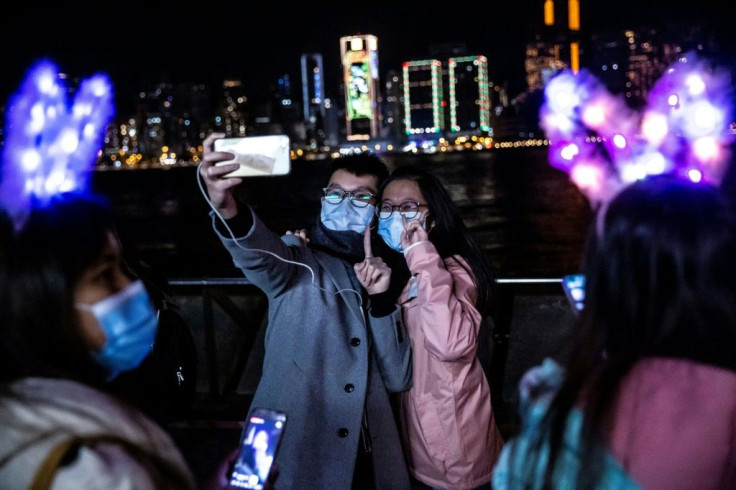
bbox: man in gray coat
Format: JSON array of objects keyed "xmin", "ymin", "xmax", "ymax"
[{"xmin": 200, "ymin": 133, "xmax": 412, "ymax": 489}]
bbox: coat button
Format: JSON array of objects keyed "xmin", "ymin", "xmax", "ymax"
[
  {"xmin": 337, "ymin": 428, "xmax": 349, "ymax": 437},
  {"xmin": 344, "ymin": 383, "xmax": 354, "ymax": 393},
  {"xmin": 350, "ymin": 337, "xmax": 361, "ymax": 346}
]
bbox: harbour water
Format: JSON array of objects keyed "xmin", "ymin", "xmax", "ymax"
[{"xmin": 91, "ymin": 146, "xmax": 594, "ymax": 280}]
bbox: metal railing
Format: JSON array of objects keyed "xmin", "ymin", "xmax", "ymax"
[{"xmin": 166, "ymin": 275, "xmax": 577, "ymax": 440}]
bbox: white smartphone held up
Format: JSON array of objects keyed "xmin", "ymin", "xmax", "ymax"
[
  {"xmin": 229, "ymin": 407, "xmax": 287, "ymax": 489},
  {"xmin": 214, "ymin": 135, "xmax": 291, "ymax": 178},
  {"xmin": 561, "ymin": 274, "xmax": 586, "ymax": 315}
]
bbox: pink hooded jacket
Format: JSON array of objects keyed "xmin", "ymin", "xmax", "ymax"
[
  {"xmin": 397, "ymin": 240, "xmax": 504, "ymax": 489},
  {"xmin": 607, "ymin": 357, "xmax": 736, "ymax": 489}
]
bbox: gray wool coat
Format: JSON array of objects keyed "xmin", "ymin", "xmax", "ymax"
[{"xmin": 213, "ymin": 209, "xmax": 412, "ymax": 489}]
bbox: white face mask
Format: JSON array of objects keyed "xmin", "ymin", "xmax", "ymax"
[
  {"xmin": 320, "ymin": 200, "xmax": 375, "ymax": 234},
  {"xmin": 76, "ymin": 280, "xmax": 158, "ymax": 380}
]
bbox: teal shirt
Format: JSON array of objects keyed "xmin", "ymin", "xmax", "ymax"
[{"xmin": 492, "ymin": 359, "xmax": 641, "ymax": 489}]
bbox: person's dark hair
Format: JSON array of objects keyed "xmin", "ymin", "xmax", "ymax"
[
  {"xmin": 378, "ymin": 164, "xmax": 495, "ymax": 314},
  {"xmin": 0, "ymin": 192, "xmax": 118, "ymax": 384},
  {"xmin": 527, "ymin": 175, "xmax": 736, "ymax": 487},
  {"xmin": 328, "ymin": 153, "xmax": 389, "ymax": 188}
]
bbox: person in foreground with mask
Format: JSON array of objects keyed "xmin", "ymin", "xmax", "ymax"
[
  {"xmin": 0, "ymin": 193, "xmax": 197, "ymax": 489},
  {"xmin": 493, "ymin": 58, "xmax": 736, "ymax": 489},
  {"xmin": 199, "ymin": 133, "xmax": 412, "ymax": 490},
  {"xmin": 372, "ymin": 164, "xmax": 504, "ymax": 489}
]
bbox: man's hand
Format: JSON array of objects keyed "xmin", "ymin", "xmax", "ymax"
[
  {"xmin": 354, "ymin": 227, "xmax": 392, "ymax": 295},
  {"xmin": 200, "ymin": 132, "xmax": 242, "ymax": 219}
]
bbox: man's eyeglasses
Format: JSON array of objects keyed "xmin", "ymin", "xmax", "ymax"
[
  {"xmin": 377, "ymin": 201, "xmax": 428, "ymax": 220},
  {"xmin": 322, "ymin": 187, "xmax": 375, "ymax": 208}
]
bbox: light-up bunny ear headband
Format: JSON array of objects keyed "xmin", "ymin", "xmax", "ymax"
[
  {"xmin": 540, "ymin": 52, "xmax": 734, "ymax": 209},
  {"xmin": 0, "ymin": 59, "xmax": 115, "ymax": 231}
]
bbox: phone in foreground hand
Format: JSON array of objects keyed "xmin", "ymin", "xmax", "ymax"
[
  {"xmin": 561, "ymin": 274, "xmax": 586, "ymax": 315},
  {"xmin": 229, "ymin": 407, "xmax": 287, "ymax": 489},
  {"xmin": 214, "ymin": 135, "xmax": 291, "ymax": 178}
]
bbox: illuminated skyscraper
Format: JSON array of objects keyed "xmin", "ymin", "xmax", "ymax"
[
  {"xmin": 340, "ymin": 34, "xmax": 381, "ymax": 141},
  {"xmin": 402, "ymin": 59, "xmax": 444, "ymax": 137},
  {"xmin": 448, "ymin": 56, "xmax": 490, "ymax": 134},
  {"xmin": 527, "ymin": 0, "xmax": 581, "ymax": 89},
  {"xmin": 525, "ymin": 42, "xmax": 567, "ymax": 91},
  {"xmin": 301, "ymin": 53, "xmax": 326, "ymax": 146},
  {"xmin": 384, "ymin": 69, "xmax": 405, "ymax": 142},
  {"xmin": 543, "ymin": 0, "xmax": 580, "ymax": 71}
]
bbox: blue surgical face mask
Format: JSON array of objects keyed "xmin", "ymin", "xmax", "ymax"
[
  {"xmin": 77, "ymin": 280, "xmax": 158, "ymax": 380},
  {"xmin": 378, "ymin": 213, "xmax": 425, "ymax": 253},
  {"xmin": 320, "ymin": 200, "xmax": 375, "ymax": 234}
]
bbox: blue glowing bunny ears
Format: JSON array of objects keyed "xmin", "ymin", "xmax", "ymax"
[
  {"xmin": 540, "ymin": 52, "xmax": 734, "ymax": 207},
  {"xmin": 0, "ymin": 59, "xmax": 114, "ymax": 230}
]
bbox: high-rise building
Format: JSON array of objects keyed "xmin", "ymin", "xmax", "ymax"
[
  {"xmin": 339, "ymin": 34, "xmax": 381, "ymax": 141},
  {"xmin": 448, "ymin": 56, "xmax": 490, "ymax": 134},
  {"xmin": 402, "ymin": 59, "xmax": 444, "ymax": 138},
  {"xmin": 524, "ymin": 41, "xmax": 568, "ymax": 91},
  {"xmin": 301, "ymin": 53, "xmax": 326, "ymax": 147},
  {"xmin": 526, "ymin": 0, "xmax": 581, "ymax": 91},
  {"xmin": 219, "ymin": 79, "xmax": 250, "ymax": 137},
  {"xmin": 543, "ymin": 0, "xmax": 580, "ymax": 72},
  {"xmin": 586, "ymin": 22, "xmax": 712, "ymax": 107},
  {"xmin": 383, "ymin": 69, "xmax": 405, "ymax": 143}
]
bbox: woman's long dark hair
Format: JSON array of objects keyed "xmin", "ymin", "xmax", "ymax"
[
  {"xmin": 0, "ymin": 192, "xmax": 117, "ymax": 385},
  {"xmin": 378, "ymin": 164, "xmax": 496, "ymax": 315},
  {"xmin": 521, "ymin": 175, "xmax": 736, "ymax": 487}
]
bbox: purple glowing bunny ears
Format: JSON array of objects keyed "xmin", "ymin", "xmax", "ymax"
[
  {"xmin": 0, "ymin": 59, "xmax": 115, "ymax": 230},
  {"xmin": 540, "ymin": 52, "xmax": 734, "ymax": 207}
]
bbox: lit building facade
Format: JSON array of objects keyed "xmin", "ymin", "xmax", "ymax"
[
  {"xmin": 219, "ymin": 79, "xmax": 249, "ymax": 137},
  {"xmin": 586, "ymin": 22, "xmax": 710, "ymax": 107},
  {"xmin": 448, "ymin": 56, "xmax": 490, "ymax": 134},
  {"xmin": 301, "ymin": 53, "xmax": 326, "ymax": 146},
  {"xmin": 340, "ymin": 34, "xmax": 381, "ymax": 141},
  {"xmin": 402, "ymin": 59, "xmax": 444, "ymax": 137},
  {"xmin": 383, "ymin": 69, "xmax": 405, "ymax": 143},
  {"xmin": 526, "ymin": 0, "xmax": 581, "ymax": 91},
  {"xmin": 524, "ymin": 41, "xmax": 568, "ymax": 91}
]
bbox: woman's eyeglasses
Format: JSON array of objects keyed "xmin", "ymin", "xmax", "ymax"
[
  {"xmin": 322, "ymin": 187, "xmax": 375, "ymax": 208},
  {"xmin": 377, "ymin": 201, "xmax": 428, "ymax": 220}
]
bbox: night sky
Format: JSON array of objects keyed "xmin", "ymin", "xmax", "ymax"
[{"xmin": 1, "ymin": 1, "xmax": 731, "ymax": 114}]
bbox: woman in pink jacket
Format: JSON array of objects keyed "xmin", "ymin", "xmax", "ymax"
[{"xmin": 374, "ymin": 164, "xmax": 504, "ymax": 490}]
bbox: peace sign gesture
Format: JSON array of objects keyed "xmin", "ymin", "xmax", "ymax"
[{"xmin": 354, "ymin": 227, "xmax": 392, "ymax": 295}]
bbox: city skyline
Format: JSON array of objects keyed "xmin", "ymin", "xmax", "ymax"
[{"xmin": 3, "ymin": 1, "xmax": 732, "ymax": 112}]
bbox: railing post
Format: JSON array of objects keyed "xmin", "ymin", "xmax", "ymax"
[{"xmin": 202, "ymin": 285, "xmax": 220, "ymax": 397}]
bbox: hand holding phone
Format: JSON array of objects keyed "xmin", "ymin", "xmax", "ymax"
[{"xmin": 229, "ymin": 408, "xmax": 287, "ymax": 490}]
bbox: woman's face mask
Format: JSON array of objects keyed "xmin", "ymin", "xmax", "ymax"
[
  {"xmin": 378, "ymin": 213, "xmax": 426, "ymax": 253},
  {"xmin": 320, "ymin": 199, "xmax": 375, "ymax": 234},
  {"xmin": 77, "ymin": 280, "xmax": 158, "ymax": 380}
]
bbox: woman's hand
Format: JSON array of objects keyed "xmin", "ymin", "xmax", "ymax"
[{"xmin": 401, "ymin": 213, "xmax": 429, "ymax": 250}]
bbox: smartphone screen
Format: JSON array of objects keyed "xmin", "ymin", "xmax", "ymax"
[
  {"xmin": 229, "ymin": 408, "xmax": 287, "ymax": 489},
  {"xmin": 561, "ymin": 274, "xmax": 586, "ymax": 314},
  {"xmin": 214, "ymin": 135, "xmax": 291, "ymax": 178}
]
